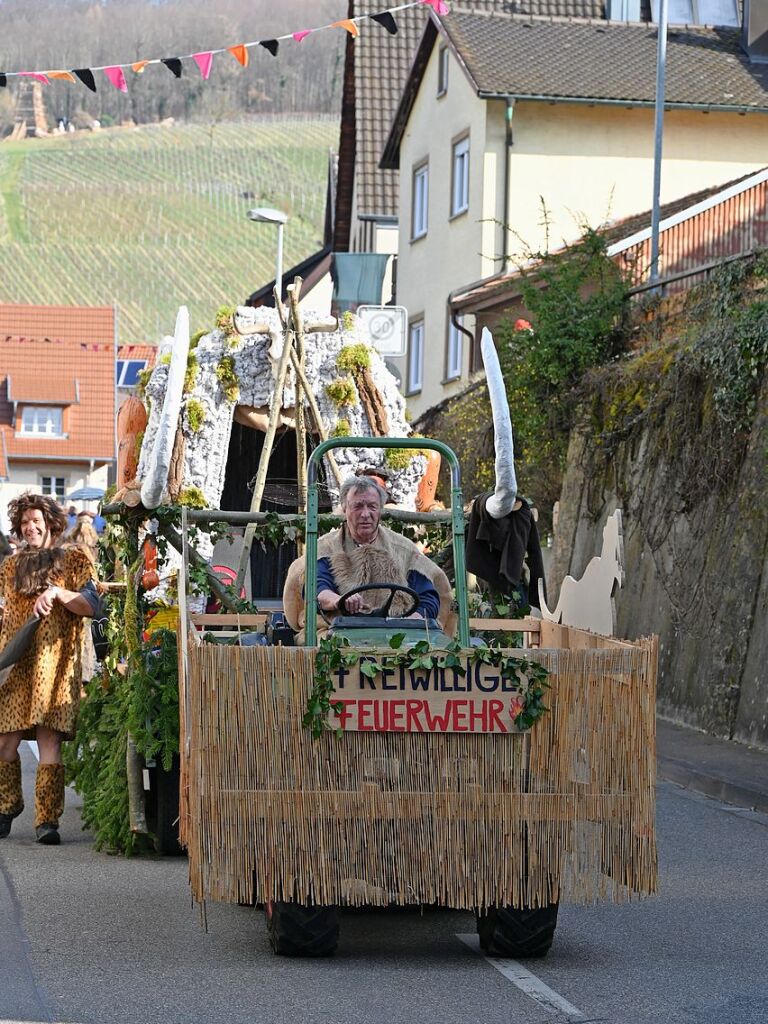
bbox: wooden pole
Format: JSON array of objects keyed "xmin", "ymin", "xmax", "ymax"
[
  {"xmin": 287, "ymin": 280, "xmax": 308, "ymax": 517},
  {"xmin": 288, "ymin": 349, "xmax": 343, "ymax": 490},
  {"xmin": 233, "ymin": 308, "xmax": 296, "ymax": 592}
]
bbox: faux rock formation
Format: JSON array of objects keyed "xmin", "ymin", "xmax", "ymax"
[{"xmin": 137, "ymin": 306, "xmax": 426, "ymax": 513}]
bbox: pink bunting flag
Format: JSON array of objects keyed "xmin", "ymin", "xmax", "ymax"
[
  {"xmin": 293, "ymin": 30, "xmax": 311, "ymax": 42},
  {"xmin": 420, "ymin": 0, "xmax": 450, "ymax": 12},
  {"xmin": 19, "ymin": 71, "xmax": 50, "ymax": 85},
  {"xmin": 103, "ymin": 66, "xmax": 128, "ymax": 92},
  {"xmin": 192, "ymin": 52, "xmax": 214, "ymax": 79}
]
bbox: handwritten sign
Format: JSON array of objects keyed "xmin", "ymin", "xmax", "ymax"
[{"xmin": 330, "ymin": 656, "xmax": 528, "ymax": 734}]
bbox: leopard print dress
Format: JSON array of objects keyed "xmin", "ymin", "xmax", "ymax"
[{"xmin": 0, "ymin": 547, "xmax": 95, "ymax": 739}]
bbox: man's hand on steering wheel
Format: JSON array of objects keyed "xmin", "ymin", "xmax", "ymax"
[{"xmin": 336, "ymin": 583, "xmax": 419, "ymax": 618}]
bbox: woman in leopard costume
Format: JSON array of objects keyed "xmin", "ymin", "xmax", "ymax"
[{"xmin": 0, "ymin": 493, "xmax": 98, "ymax": 845}]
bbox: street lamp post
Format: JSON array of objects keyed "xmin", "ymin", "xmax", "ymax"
[{"xmin": 247, "ymin": 206, "xmax": 288, "ymax": 303}]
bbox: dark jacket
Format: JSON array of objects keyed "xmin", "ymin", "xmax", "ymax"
[{"xmin": 465, "ymin": 492, "xmax": 546, "ymax": 609}]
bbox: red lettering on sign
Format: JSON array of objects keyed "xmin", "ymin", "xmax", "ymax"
[
  {"xmin": 358, "ymin": 700, "xmax": 374, "ymax": 731},
  {"xmin": 488, "ymin": 699, "xmax": 508, "ymax": 733},
  {"xmin": 373, "ymin": 700, "xmax": 386, "ymax": 731},
  {"xmin": 452, "ymin": 700, "xmax": 469, "ymax": 731},
  {"xmin": 388, "ymin": 700, "xmax": 406, "ymax": 731},
  {"xmin": 406, "ymin": 699, "xmax": 425, "ymax": 732},
  {"xmin": 423, "ymin": 703, "xmax": 452, "ymax": 732},
  {"xmin": 336, "ymin": 701, "xmax": 354, "ymax": 729},
  {"xmin": 468, "ymin": 701, "xmax": 489, "ymax": 731}
]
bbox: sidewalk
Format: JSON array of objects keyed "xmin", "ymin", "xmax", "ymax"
[{"xmin": 656, "ymin": 717, "xmax": 768, "ymax": 814}]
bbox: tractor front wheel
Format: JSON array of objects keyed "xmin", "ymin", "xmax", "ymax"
[
  {"xmin": 476, "ymin": 903, "xmax": 559, "ymax": 958},
  {"xmin": 266, "ymin": 901, "xmax": 340, "ymax": 957}
]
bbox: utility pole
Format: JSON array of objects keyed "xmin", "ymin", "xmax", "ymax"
[{"xmin": 649, "ymin": 0, "xmax": 669, "ymax": 289}]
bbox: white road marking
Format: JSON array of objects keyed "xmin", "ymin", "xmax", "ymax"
[
  {"xmin": 457, "ymin": 933, "xmax": 586, "ymax": 1021},
  {"xmin": 26, "ymin": 740, "xmax": 39, "ymax": 761}
]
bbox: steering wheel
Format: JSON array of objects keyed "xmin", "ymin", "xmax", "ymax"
[{"xmin": 336, "ymin": 583, "xmax": 419, "ymax": 618}]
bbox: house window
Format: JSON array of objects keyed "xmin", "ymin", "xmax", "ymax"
[
  {"xmin": 412, "ymin": 163, "xmax": 428, "ymax": 240},
  {"xmin": 446, "ymin": 317, "xmax": 464, "ymax": 382},
  {"xmin": 20, "ymin": 406, "xmax": 64, "ymax": 437},
  {"xmin": 407, "ymin": 320, "xmax": 424, "ymax": 394},
  {"xmin": 116, "ymin": 359, "xmax": 147, "ymax": 387},
  {"xmin": 40, "ymin": 476, "xmax": 66, "ymax": 500},
  {"xmin": 437, "ymin": 46, "xmax": 449, "ymax": 96},
  {"xmin": 451, "ymin": 136, "xmax": 470, "ymax": 218},
  {"xmin": 650, "ymin": 0, "xmax": 737, "ymax": 24}
]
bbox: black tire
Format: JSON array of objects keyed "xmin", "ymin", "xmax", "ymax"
[
  {"xmin": 476, "ymin": 902, "xmax": 559, "ymax": 958},
  {"xmin": 145, "ymin": 755, "xmax": 184, "ymax": 856},
  {"xmin": 266, "ymin": 901, "xmax": 339, "ymax": 957}
]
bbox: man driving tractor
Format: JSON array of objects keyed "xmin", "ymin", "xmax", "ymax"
[{"xmin": 282, "ymin": 475, "xmax": 455, "ymax": 636}]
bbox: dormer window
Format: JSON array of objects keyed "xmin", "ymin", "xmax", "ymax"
[
  {"xmin": 116, "ymin": 359, "xmax": 147, "ymax": 388},
  {"xmin": 20, "ymin": 406, "xmax": 64, "ymax": 437}
]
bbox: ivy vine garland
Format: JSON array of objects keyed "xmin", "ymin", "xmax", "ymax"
[{"xmin": 303, "ymin": 632, "xmax": 550, "ymax": 740}]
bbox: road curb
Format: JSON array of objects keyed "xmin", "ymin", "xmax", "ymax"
[{"xmin": 657, "ymin": 757, "xmax": 768, "ymax": 814}]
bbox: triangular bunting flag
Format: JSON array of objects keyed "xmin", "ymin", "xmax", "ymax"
[
  {"xmin": 420, "ymin": 0, "xmax": 450, "ymax": 12},
  {"xmin": 19, "ymin": 72, "xmax": 50, "ymax": 85},
  {"xmin": 192, "ymin": 52, "xmax": 214, "ymax": 79},
  {"xmin": 48, "ymin": 71, "xmax": 76, "ymax": 83},
  {"xmin": 332, "ymin": 19, "xmax": 360, "ymax": 37},
  {"xmin": 0, "ymin": 74, "xmax": 6, "ymax": 88},
  {"xmin": 161, "ymin": 58, "xmax": 183, "ymax": 78},
  {"xmin": 73, "ymin": 68, "xmax": 97, "ymax": 91},
  {"xmin": 293, "ymin": 30, "xmax": 311, "ymax": 42},
  {"xmin": 132, "ymin": 61, "xmax": 149, "ymax": 74},
  {"xmin": 260, "ymin": 39, "xmax": 279, "ymax": 57},
  {"xmin": 103, "ymin": 66, "xmax": 128, "ymax": 92},
  {"xmin": 371, "ymin": 12, "xmax": 398, "ymax": 34},
  {"xmin": 227, "ymin": 45, "xmax": 249, "ymax": 67}
]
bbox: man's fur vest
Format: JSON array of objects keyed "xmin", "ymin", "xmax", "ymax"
[{"xmin": 282, "ymin": 524, "xmax": 456, "ymax": 637}]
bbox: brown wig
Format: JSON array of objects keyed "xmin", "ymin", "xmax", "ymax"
[
  {"xmin": 8, "ymin": 492, "xmax": 68, "ymax": 541},
  {"xmin": 7, "ymin": 493, "xmax": 69, "ymax": 595}
]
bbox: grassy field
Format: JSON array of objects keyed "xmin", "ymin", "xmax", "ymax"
[{"xmin": 0, "ymin": 117, "xmax": 337, "ymax": 342}]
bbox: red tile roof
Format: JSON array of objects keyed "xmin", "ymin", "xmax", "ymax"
[
  {"xmin": 0, "ymin": 336, "xmax": 115, "ymax": 468},
  {"xmin": 0, "ymin": 303, "xmax": 115, "ymax": 344},
  {"xmin": 7, "ymin": 372, "xmax": 79, "ymax": 404},
  {"xmin": 117, "ymin": 344, "xmax": 157, "ymax": 366}
]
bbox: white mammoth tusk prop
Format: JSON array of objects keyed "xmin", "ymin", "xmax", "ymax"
[
  {"xmin": 481, "ymin": 327, "xmax": 517, "ymax": 519},
  {"xmin": 140, "ymin": 305, "xmax": 190, "ymax": 510}
]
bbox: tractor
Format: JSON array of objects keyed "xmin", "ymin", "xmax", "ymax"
[{"xmin": 177, "ymin": 435, "xmax": 657, "ymax": 959}]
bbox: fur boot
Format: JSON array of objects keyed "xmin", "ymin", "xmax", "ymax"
[
  {"xmin": 34, "ymin": 762, "xmax": 65, "ymax": 844},
  {"xmin": 0, "ymin": 757, "xmax": 24, "ymax": 838}
]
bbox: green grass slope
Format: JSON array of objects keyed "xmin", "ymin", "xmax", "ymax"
[{"xmin": 0, "ymin": 117, "xmax": 337, "ymax": 342}]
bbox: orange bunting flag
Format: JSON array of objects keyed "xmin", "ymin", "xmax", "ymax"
[
  {"xmin": 333, "ymin": 19, "xmax": 360, "ymax": 37},
  {"xmin": 131, "ymin": 61, "xmax": 149, "ymax": 74},
  {"xmin": 227, "ymin": 44, "xmax": 249, "ymax": 67},
  {"xmin": 48, "ymin": 70, "xmax": 76, "ymax": 82}
]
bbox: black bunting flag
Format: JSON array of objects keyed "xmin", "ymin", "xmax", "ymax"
[
  {"xmin": 161, "ymin": 58, "xmax": 183, "ymax": 78},
  {"xmin": 73, "ymin": 68, "xmax": 97, "ymax": 92},
  {"xmin": 260, "ymin": 39, "xmax": 279, "ymax": 57},
  {"xmin": 371, "ymin": 12, "xmax": 398, "ymax": 34},
  {"xmin": 0, "ymin": 74, "xmax": 7, "ymax": 88}
]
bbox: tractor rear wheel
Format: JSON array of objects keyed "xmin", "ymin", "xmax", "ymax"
[
  {"xmin": 266, "ymin": 901, "xmax": 339, "ymax": 957},
  {"xmin": 476, "ymin": 902, "xmax": 559, "ymax": 958}
]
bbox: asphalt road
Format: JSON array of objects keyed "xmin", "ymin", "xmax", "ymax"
[{"xmin": 1, "ymin": 743, "xmax": 767, "ymax": 1024}]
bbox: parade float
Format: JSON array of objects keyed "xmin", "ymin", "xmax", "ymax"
[{"xmin": 67, "ymin": 297, "xmax": 657, "ymax": 963}]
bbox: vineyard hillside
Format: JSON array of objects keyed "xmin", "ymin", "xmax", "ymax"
[{"xmin": 0, "ymin": 116, "xmax": 338, "ymax": 343}]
